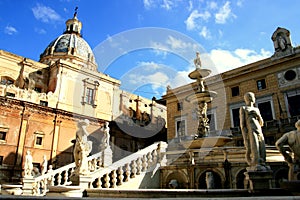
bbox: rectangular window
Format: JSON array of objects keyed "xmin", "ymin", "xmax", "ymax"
[
  {"xmin": 287, "ymin": 94, "xmax": 300, "ymax": 117},
  {"xmin": 85, "ymin": 87, "xmax": 94, "ymax": 105},
  {"xmin": 229, "ymin": 102, "xmax": 244, "ymax": 129},
  {"xmin": 257, "ymin": 101, "xmax": 274, "ymax": 121},
  {"xmin": 231, "ymin": 86, "xmax": 240, "ymax": 97},
  {"xmin": 82, "ymin": 79, "xmax": 99, "ymax": 107},
  {"xmin": 40, "ymin": 100, "xmax": 48, "ymax": 107},
  {"xmin": 34, "ymin": 131, "xmax": 45, "ymax": 147},
  {"xmin": 176, "ymin": 120, "xmax": 186, "ymax": 137},
  {"xmin": 177, "ymin": 102, "xmax": 183, "ymax": 111},
  {"xmin": 0, "ymin": 131, "xmax": 6, "ymax": 140},
  {"xmin": 0, "ymin": 156, "xmax": 3, "ymax": 165},
  {"xmin": 257, "ymin": 79, "xmax": 266, "ymax": 90},
  {"xmin": 5, "ymin": 92, "xmax": 15, "ymax": 97},
  {"xmin": 231, "ymin": 108, "xmax": 240, "ymax": 127},
  {"xmin": 36, "ymin": 136, "xmax": 43, "ymax": 145}
]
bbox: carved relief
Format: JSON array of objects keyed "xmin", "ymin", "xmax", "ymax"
[{"xmin": 277, "ymin": 66, "xmax": 300, "ymax": 88}]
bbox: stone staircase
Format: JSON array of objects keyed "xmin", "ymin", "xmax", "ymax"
[{"xmin": 20, "ymin": 141, "xmax": 167, "ymax": 196}]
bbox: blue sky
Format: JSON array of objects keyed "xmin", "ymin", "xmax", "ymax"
[{"xmin": 1, "ymin": 0, "xmax": 300, "ymax": 99}]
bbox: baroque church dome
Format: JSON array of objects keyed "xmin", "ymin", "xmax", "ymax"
[{"xmin": 40, "ymin": 11, "xmax": 97, "ymax": 71}]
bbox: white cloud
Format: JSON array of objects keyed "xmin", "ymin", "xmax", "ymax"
[
  {"xmin": 32, "ymin": 3, "xmax": 62, "ymax": 23},
  {"xmin": 199, "ymin": 26, "xmax": 211, "ymax": 39},
  {"xmin": 34, "ymin": 28, "xmax": 46, "ymax": 34},
  {"xmin": 161, "ymin": 0, "xmax": 174, "ymax": 10},
  {"xmin": 143, "ymin": 0, "xmax": 155, "ymax": 9},
  {"xmin": 185, "ymin": 10, "xmax": 211, "ymax": 30},
  {"xmin": 208, "ymin": 1, "xmax": 218, "ymax": 10},
  {"xmin": 208, "ymin": 48, "xmax": 272, "ymax": 73},
  {"xmin": 187, "ymin": 1, "xmax": 193, "ymax": 11},
  {"xmin": 4, "ymin": 25, "xmax": 17, "ymax": 35},
  {"xmin": 215, "ymin": 1, "xmax": 236, "ymax": 24}
]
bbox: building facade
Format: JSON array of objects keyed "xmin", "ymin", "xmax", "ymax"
[
  {"xmin": 0, "ymin": 12, "xmax": 166, "ymax": 183},
  {"xmin": 161, "ymin": 27, "xmax": 299, "ymax": 189}
]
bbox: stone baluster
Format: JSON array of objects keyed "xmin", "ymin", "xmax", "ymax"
[
  {"xmin": 48, "ymin": 174, "xmax": 54, "ymax": 186},
  {"xmin": 63, "ymin": 170, "xmax": 68, "ymax": 185},
  {"xmin": 136, "ymin": 158, "xmax": 142, "ymax": 175},
  {"xmin": 110, "ymin": 170, "xmax": 117, "ymax": 188},
  {"xmin": 152, "ymin": 149, "xmax": 158, "ymax": 164},
  {"xmin": 96, "ymin": 177, "xmax": 102, "ymax": 188},
  {"xmin": 41, "ymin": 178, "xmax": 47, "ymax": 195},
  {"xmin": 97, "ymin": 157, "xmax": 102, "ymax": 168},
  {"xmin": 57, "ymin": 172, "xmax": 62, "ymax": 186},
  {"xmin": 124, "ymin": 163, "xmax": 131, "ymax": 182},
  {"xmin": 117, "ymin": 166, "xmax": 123, "ymax": 186},
  {"xmin": 147, "ymin": 151, "xmax": 153, "ymax": 165},
  {"xmin": 142, "ymin": 155, "xmax": 148, "ymax": 172},
  {"xmin": 103, "ymin": 173, "xmax": 110, "ymax": 188},
  {"xmin": 131, "ymin": 160, "xmax": 137, "ymax": 178}
]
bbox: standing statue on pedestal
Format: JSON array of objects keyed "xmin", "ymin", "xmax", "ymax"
[
  {"xmin": 73, "ymin": 119, "xmax": 93, "ymax": 175},
  {"xmin": 24, "ymin": 150, "xmax": 33, "ymax": 177},
  {"xmin": 276, "ymin": 120, "xmax": 300, "ymax": 180},
  {"xmin": 240, "ymin": 92, "xmax": 267, "ymax": 171}
]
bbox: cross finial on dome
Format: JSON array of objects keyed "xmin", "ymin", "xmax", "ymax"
[{"xmin": 74, "ymin": 7, "xmax": 78, "ymax": 18}]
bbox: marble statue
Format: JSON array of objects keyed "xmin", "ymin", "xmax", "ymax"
[
  {"xmin": 278, "ymin": 35, "xmax": 287, "ymax": 50},
  {"xmin": 240, "ymin": 92, "xmax": 267, "ymax": 171},
  {"xmin": 101, "ymin": 121, "xmax": 110, "ymax": 149},
  {"xmin": 41, "ymin": 155, "xmax": 48, "ymax": 175},
  {"xmin": 205, "ymin": 171, "xmax": 214, "ymax": 189},
  {"xmin": 275, "ymin": 120, "xmax": 300, "ymax": 180},
  {"xmin": 194, "ymin": 51, "xmax": 202, "ymax": 69},
  {"xmin": 73, "ymin": 119, "xmax": 93, "ymax": 175},
  {"xmin": 24, "ymin": 150, "xmax": 33, "ymax": 177}
]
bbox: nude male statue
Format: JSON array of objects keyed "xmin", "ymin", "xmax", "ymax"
[{"xmin": 276, "ymin": 120, "xmax": 300, "ymax": 180}]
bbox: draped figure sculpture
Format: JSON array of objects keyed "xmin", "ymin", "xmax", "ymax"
[
  {"xmin": 240, "ymin": 92, "xmax": 267, "ymax": 171},
  {"xmin": 73, "ymin": 119, "xmax": 93, "ymax": 175},
  {"xmin": 276, "ymin": 120, "xmax": 300, "ymax": 180}
]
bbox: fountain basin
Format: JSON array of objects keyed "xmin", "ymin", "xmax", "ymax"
[
  {"xmin": 185, "ymin": 91, "xmax": 217, "ymax": 103},
  {"xmin": 189, "ymin": 69, "xmax": 211, "ymax": 79},
  {"xmin": 180, "ymin": 136, "xmax": 232, "ymax": 149}
]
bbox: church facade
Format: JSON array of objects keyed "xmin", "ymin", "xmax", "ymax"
[{"xmin": 0, "ymin": 13, "xmax": 166, "ymax": 182}]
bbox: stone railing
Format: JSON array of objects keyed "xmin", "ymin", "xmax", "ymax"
[
  {"xmin": 88, "ymin": 141, "xmax": 168, "ymax": 189},
  {"xmin": 24, "ymin": 151, "xmax": 104, "ymax": 196}
]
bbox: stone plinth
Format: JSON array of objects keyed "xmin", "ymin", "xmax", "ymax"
[
  {"xmin": 244, "ymin": 170, "xmax": 273, "ymax": 191},
  {"xmin": 70, "ymin": 174, "xmax": 93, "ymax": 189},
  {"xmin": 1, "ymin": 184, "xmax": 23, "ymax": 195},
  {"xmin": 47, "ymin": 185, "xmax": 84, "ymax": 197},
  {"xmin": 22, "ymin": 177, "xmax": 35, "ymax": 196},
  {"xmin": 103, "ymin": 146, "xmax": 113, "ymax": 167}
]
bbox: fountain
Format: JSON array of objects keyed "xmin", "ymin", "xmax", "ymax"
[{"xmin": 181, "ymin": 52, "xmax": 232, "ymax": 149}]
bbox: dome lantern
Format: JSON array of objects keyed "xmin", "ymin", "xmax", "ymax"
[{"xmin": 64, "ymin": 7, "xmax": 82, "ymax": 36}]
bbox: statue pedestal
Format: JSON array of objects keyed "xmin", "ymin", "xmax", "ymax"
[
  {"xmin": 244, "ymin": 170, "xmax": 273, "ymax": 191},
  {"xmin": 103, "ymin": 146, "xmax": 113, "ymax": 167},
  {"xmin": 22, "ymin": 177, "xmax": 34, "ymax": 196},
  {"xmin": 70, "ymin": 174, "xmax": 93, "ymax": 189}
]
